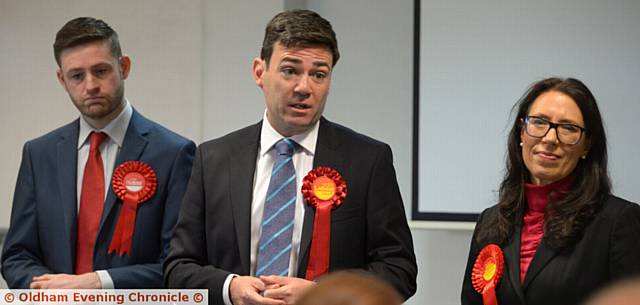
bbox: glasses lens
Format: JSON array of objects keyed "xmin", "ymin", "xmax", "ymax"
[
  {"xmin": 526, "ymin": 117, "xmax": 549, "ymax": 137},
  {"xmin": 525, "ymin": 116, "xmax": 583, "ymax": 145},
  {"xmin": 557, "ymin": 126, "xmax": 581, "ymax": 145}
]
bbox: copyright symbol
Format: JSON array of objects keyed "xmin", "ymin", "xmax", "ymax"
[
  {"xmin": 193, "ymin": 292, "xmax": 204, "ymax": 303},
  {"xmin": 4, "ymin": 292, "xmax": 15, "ymax": 303}
]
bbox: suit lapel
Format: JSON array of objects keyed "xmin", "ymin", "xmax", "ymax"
[
  {"xmin": 229, "ymin": 123, "xmax": 261, "ymax": 274},
  {"xmin": 56, "ymin": 120, "xmax": 80, "ymax": 271},
  {"xmin": 297, "ymin": 118, "xmax": 344, "ymax": 272},
  {"xmin": 98, "ymin": 111, "xmax": 149, "ymax": 232},
  {"xmin": 522, "ymin": 238, "xmax": 558, "ymax": 290},
  {"xmin": 503, "ymin": 217, "xmax": 526, "ymax": 304}
]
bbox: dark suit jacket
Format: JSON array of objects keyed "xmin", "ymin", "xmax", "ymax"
[
  {"xmin": 461, "ymin": 195, "xmax": 640, "ymax": 305},
  {"xmin": 164, "ymin": 118, "xmax": 417, "ymax": 304},
  {"xmin": 1, "ymin": 110, "xmax": 195, "ymax": 288}
]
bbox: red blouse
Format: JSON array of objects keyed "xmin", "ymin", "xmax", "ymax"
[{"xmin": 520, "ymin": 176, "xmax": 572, "ymax": 283}]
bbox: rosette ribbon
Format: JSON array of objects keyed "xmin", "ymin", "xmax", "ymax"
[
  {"xmin": 109, "ymin": 161, "xmax": 157, "ymax": 256},
  {"xmin": 472, "ymin": 244, "xmax": 505, "ymax": 305},
  {"xmin": 301, "ymin": 166, "xmax": 347, "ymax": 280}
]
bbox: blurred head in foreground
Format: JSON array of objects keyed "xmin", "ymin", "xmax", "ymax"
[
  {"xmin": 296, "ymin": 271, "xmax": 402, "ymax": 305},
  {"xmin": 584, "ymin": 277, "xmax": 640, "ymax": 305}
]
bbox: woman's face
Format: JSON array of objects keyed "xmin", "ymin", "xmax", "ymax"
[{"xmin": 521, "ymin": 90, "xmax": 590, "ymax": 185}]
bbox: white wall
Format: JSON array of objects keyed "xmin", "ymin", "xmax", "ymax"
[{"xmin": 0, "ymin": 1, "xmax": 472, "ymax": 303}]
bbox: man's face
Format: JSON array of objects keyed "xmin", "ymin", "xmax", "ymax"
[
  {"xmin": 57, "ymin": 41, "xmax": 130, "ymax": 124},
  {"xmin": 253, "ymin": 42, "xmax": 333, "ymax": 137}
]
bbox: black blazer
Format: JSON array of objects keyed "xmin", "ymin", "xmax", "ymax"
[
  {"xmin": 462, "ymin": 195, "xmax": 640, "ymax": 305},
  {"xmin": 164, "ymin": 118, "xmax": 417, "ymax": 304}
]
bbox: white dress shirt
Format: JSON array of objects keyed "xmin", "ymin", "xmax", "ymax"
[
  {"xmin": 222, "ymin": 111, "xmax": 319, "ymax": 305},
  {"xmin": 76, "ymin": 100, "xmax": 132, "ymax": 288}
]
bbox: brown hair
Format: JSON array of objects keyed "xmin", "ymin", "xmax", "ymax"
[
  {"xmin": 476, "ymin": 77, "xmax": 610, "ymax": 249},
  {"xmin": 260, "ymin": 9, "xmax": 339, "ymax": 67},
  {"xmin": 53, "ymin": 17, "xmax": 122, "ymax": 66},
  {"xmin": 296, "ymin": 271, "xmax": 402, "ymax": 305}
]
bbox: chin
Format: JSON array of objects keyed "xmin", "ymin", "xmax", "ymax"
[{"xmin": 530, "ymin": 169, "xmax": 558, "ymax": 183}]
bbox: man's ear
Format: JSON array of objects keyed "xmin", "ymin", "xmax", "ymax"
[
  {"xmin": 56, "ymin": 69, "xmax": 67, "ymax": 90},
  {"xmin": 252, "ymin": 57, "xmax": 265, "ymax": 88},
  {"xmin": 119, "ymin": 55, "xmax": 131, "ymax": 79}
]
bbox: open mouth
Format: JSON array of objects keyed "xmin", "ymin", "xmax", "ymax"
[{"xmin": 289, "ymin": 103, "xmax": 311, "ymax": 110}]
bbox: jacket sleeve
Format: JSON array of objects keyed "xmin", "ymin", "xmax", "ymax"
[
  {"xmin": 1, "ymin": 142, "xmax": 53, "ymax": 288},
  {"xmin": 609, "ymin": 201, "xmax": 640, "ymax": 279},
  {"xmin": 164, "ymin": 145, "xmax": 232, "ymax": 304},
  {"xmin": 362, "ymin": 144, "xmax": 418, "ymax": 300}
]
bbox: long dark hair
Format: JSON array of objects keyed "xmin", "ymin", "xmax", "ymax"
[{"xmin": 476, "ymin": 77, "xmax": 611, "ymax": 249}]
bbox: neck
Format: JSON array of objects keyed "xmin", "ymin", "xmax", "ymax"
[{"xmin": 525, "ymin": 174, "xmax": 574, "ymax": 211}]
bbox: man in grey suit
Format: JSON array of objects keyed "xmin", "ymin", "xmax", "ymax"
[{"xmin": 164, "ymin": 9, "xmax": 417, "ymax": 305}]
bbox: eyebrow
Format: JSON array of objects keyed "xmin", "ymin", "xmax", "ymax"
[
  {"xmin": 280, "ymin": 57, "xmax": 331, "ymax": 69},
  {"xmin": 64, "ymin": 61, "xmax": 112, "ymax": 72},
  {"xmin": 530, "ymin": 114, "xmax": 582, "ymax": 125}
]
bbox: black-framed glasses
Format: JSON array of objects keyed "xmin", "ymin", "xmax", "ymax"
[{"xmin": 523, "ymin": 115, "xmax": 585, "ymax": 145}]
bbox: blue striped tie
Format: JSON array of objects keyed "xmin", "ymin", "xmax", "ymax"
[{"xmin": 256, "ymin": 138, "xmax": 297, "ymax": 277}]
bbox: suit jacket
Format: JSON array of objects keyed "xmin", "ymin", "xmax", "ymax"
[
  {"xmin": 1, "ymin": 110, "xmax": 195, "ymax": 288},
  {"xmin": 461, "ymin": 195, "xmax": 640, "ymax": 305},
  {"xmin": 164, "ymin": 118, "xmax": 417, "ymax": 304}
]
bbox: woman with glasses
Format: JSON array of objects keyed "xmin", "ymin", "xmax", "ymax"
[{"xmin": 461, "ymin": 77, "xmax": 640, "ymax": 305}]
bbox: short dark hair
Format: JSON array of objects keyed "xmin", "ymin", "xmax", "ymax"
[
  {"xmin": 260, "ymin": 9, "xmax": 339, "ymax": 67},
  {"xmin": 476, "ymin": 77, "xmax": 611, "ymax": 249},
  {"xmin": 53, "ymin": 17, "xmax": 122, "ymax": 66}
]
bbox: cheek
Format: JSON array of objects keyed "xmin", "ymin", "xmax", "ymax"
[
  {"xmin": 68, "ymin": 85, "xmax": 84, "ymax": 98},
  {"xmin": 561, "ymin": 150, "xmax": 582, "ymax": 170}
]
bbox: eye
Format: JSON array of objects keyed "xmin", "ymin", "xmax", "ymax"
[
  {"xmin": 281, "ymin": 67, "xmax": 298, "ymax": 77},
  {"xmin": 312, "ymin": 71, "xmax": 327, "ymax": 80},
  {"xmin": 69, "ymin": 72, "xmax": 84, "ymax": 81},
  {"xmin": 560, "ymin": 124, "xmax": 581, "ymax": 133},
  {"xmin": 93, "ymin": 67, "xmax": 111, "ymax": 77},
  {"xmin": 529, "ymin": 117, "xmax": 548, "ymax": 126}
]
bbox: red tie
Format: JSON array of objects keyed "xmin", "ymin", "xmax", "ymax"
[{"xmin": 75, "ymin": 131, "xmax": 108, "ymax": 274}]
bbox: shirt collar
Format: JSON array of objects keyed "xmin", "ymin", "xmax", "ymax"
[
  {"xmin": 259, "ymin": 109, "xmax": 319, "ymax": 156},
  {"xmin": 77, "ymin": 99, "xmax": 133, "ymax": 149}
]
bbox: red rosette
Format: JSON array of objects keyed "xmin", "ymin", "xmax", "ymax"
[
  {"xmin": 472, "ymin": 244, "xmax": 504, "ymax": 305},
  {"xmin": 109, "ymin": 161, "xmax": 157, "ymax": 256},
  {"xmin": 301, "ymin": 166, "xmax": 347, "ymax": 209},
  {"xmin": 301, "ymin": 166, "xmax": 347, "ymax": 281}
]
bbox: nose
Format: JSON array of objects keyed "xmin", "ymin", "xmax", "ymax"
[
  {"xmin": 541, "ymin": 126, "xmax": 559, "ymax": 144},
  {"xmin": 85, "ymin": 74, "xmax": 100, "ymax": 94},
  {"xmin": 294, "ymin": 74, "xmax": 311, "ymax": 99}
]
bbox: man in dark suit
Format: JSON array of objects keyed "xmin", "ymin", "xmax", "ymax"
[
  {"xmin": 164, "ymin": 9, "xmax": 417, "ymax": 305},
  {"xmin": 1, "ymin": 17, "xmax": 195, "ymax": 289}
]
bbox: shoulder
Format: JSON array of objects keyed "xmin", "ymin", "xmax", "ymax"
[
  {"xmin": 597, "ymin": 194, "xmax": 640, "ymax": 222},
  {"xmin": 322, "ymin": 118, "xmax": 390, "ymax": 151},
  {"xmin": 24, "ymin": 119, "xmax": 78, "ymax": 150},
  {"xmin": 476, "ymin": 204, "xmax": 502, "ymax": 224},
  {"xmin": 197, "ymin": 121, "xmax": 261, "ymax": 156},
  {"xmin": 133, "ymin": 111, "xmax": 193, "ymax": 148}
]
